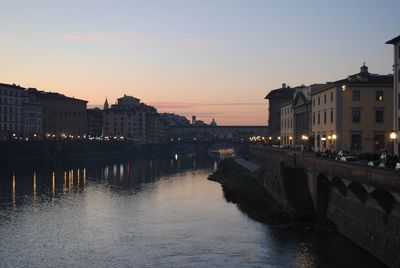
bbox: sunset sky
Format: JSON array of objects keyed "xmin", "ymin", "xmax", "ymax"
[{"xmin": 0, "ymin": 0, "xmax": 399, "ymax": 125}]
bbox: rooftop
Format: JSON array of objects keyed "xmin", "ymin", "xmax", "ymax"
[{"xmin": 386, "ymin": 35, "xmax": 400, "ymax": 45}]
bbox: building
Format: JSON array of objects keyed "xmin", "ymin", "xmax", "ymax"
[
  {"xmin": 23, "ymin": 92, "xmax": 43, "ymax": 140},
  {"xmin": 87, "ymin": 108, "xmax": 103, "ymax": 138},
  {"xmin": 265, "ymin": 83, "xmax": 295, "ymax": 143},
  {"xmin": 311, "ymin": 64, "xmax": 393, "ymax": 153},
  {"xmin": 386, "ymin": 35, "xmax": 400, "ymax": 155},
  {"xmin": 27, "ymin": 88, "xmax": 88, "ymax": 140},
  {"xmin": 0, "ymin": 83, "xmax": 25, "ymax": 141},
  {"xmin": 103, "ymin": 95, "xmax": 145, "ymax": 142},
  {"xmin": 292, "ymin": 84, "xmax": 325, "ymax": 148},
  {"xmin": 280, "ymin": 102, "xmax": 293, "ymax": 147},
  {"xmin": 102, "ymin": 95, "xmax": 166, "ymax": 143}
]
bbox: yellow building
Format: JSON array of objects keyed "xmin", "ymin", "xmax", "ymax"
[
  {"xmin": 386, "ymin": 35, "xmax": 400, "ymax": 155},
  {"xmin": 311, "ymin": 64, "xmax": 393, "ymax": 153},
  {"xmin": 280, "ymin": 102, "xmax": 293, "ymax": 147}
]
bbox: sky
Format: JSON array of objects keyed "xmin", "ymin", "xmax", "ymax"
[{"xmin": 0, "ymin": 0, "xmax": 399, "ymax": 125}]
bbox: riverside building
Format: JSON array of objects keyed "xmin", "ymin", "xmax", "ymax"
[
  {"xmin": 311, "ymin": 64, "xmax": 393, "ymax": 153},
  {"xmin": 0, "ymin": 83, "xmax": 25, "ymax": 140},
  {"xmin": 265, "ymin": 83, "xmax": 295, "ymax": 143},
  {"xmin": 27, "ymin": 88, "xmax": 88, "ymax": 140},
  {"xmin": 386, "ymin": 34, "xmax": 400, "ymax": 155}
]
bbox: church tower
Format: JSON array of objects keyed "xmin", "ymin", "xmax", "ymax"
[{"xmin": 104, "ymin": 98, "xmax": 109, "ymax": 110}]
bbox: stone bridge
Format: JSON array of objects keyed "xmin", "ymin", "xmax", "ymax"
[{"xmin": 248, "ymin": 145, "xmax": 400, "ymax": 267}]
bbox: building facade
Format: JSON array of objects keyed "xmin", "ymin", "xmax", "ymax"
[
  {"xmin": 87, "ymin": 108, "xmax": 103, "ymax": 138},
  {"xmin": 311, "ymin": 65, "xmax": 393, "ymax": 153},
  {"xmin": 27, "ymin": 88, "xmax": 88, "ymax": 140},
  {"xmin": 102, "ymin": 95, "xmax": 166, "ymax": 143},
  {"xmin": 280, "ymin": 102, "xmax": 293, "ymax": 147},
  {"xmin": 265, "ymin": 83, "xmax": 295, "ymax": 143},
  {"xmin": 386, "ymin": 35, "xmax": 400, "ymax": 155},
  {"xmin": 0, "ymin": 83, "xmax": 25, "ymax": 141},
  {"xmin": 23, "ymin": 93, "xmax": 43, "ymax": 140}
]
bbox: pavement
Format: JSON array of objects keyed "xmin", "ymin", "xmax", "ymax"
[{"xmin": 235, "ymin": 158, "xmax": 260, "ymax": 173}]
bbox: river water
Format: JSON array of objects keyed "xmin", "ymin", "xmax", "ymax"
[{"xmin": 0, "ymin": 154, "xmax": 386, "ymax": 267}]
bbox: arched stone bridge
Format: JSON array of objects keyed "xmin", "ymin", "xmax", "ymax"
[{"xmin": 248, "ymin": 145, "xmax": 400, "ymax": 267}]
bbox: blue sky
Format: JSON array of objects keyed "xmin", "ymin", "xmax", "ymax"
[{"xmin": 0, "ymin": 0, "xmax": 399, "ymax": 124}]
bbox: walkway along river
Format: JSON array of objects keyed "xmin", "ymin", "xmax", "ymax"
[{"xmin": 0, "ymin": 154, "xmax": 386, "ymax": 267}]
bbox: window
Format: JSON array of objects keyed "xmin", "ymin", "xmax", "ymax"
[
  {"xmin": 318, "ymin": 112, "xmax": 320, "ymax": 124},
  {"xmin": 318, "ymin": 97, "xmax": 320, "ymax": 105},
  {"xmin": 330, "ymin": 110, "xmax": 334, "ymax": 123},
  {"xmin": 324, "ymin": 94, "xmax": 327, "ymax": 104},
  {"xmin": 313, "ymin": 113, "xmax": 315, "ymax": 125},
  {"xmin": 313, "ymin": 98, "xmax": 315, "ymax": 107},
  {"xmin": 376, "ymin": 90, "xmax": 383, "ymax": 101},
  {"xmin": 330, "ymin": 92, "xmax": 333, "ymax": 102},
  {"xmin": 352, "ymin": 90, "xmax": 360, "ymax": 101},
  {"xmin": 375, "ymin": 110, "xmax": 384, "ymax": 123},
  {"xmin": 352, "ymin": 109, "xmax": 361, "ymax": 123},
  {"xmin": 324, "ymin": 111, "xmax": 326, "ymax": 124},
  {"xmin": 374, "ymin": 134, "xmax": 385, "ymax": 151},
  {"xmin": 351, "ymin": 134, "xmax": 362, "ymax": 150}
]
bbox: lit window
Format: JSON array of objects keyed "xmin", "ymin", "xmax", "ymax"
[{"xmin": 376, "ymin": 90, "xmax": 384, "ymax": 101}]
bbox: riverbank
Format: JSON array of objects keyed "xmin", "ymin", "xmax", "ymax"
[
  {"xmin": 0, "ymin": 141, "xmax": 212, "ymax": 166},
  {"xmin": 209, "ymin": 158, "xmax": 336, "ymax": 231}
]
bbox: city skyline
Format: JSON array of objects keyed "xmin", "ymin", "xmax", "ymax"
[{"xmin": 1, "ymin": 0, "xmax": 399, "ymax": 125}]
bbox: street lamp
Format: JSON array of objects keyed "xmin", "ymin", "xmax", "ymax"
[
  {"xmin": 332, "ymin": 134, "xmax": 337, "ymax": 150},
  {"xmin": 390, "ymin": 132, "xmax": 397, "ymax": 155},
  {"xmin": 301, "ymin": 135, "xmax": 308, "ymax": 152}
]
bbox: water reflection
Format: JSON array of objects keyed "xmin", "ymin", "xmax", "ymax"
[
  {"xmin": 0, "ymin": 153, "xmax": 215, "ymax": 209},
  {"xmin": 0, "ymin": 152, "xmax": 386, "ymax": 267}
]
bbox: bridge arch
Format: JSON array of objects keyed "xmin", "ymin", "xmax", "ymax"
[
  {"xmin": 348, "ymin": 181, "xmax": 368, "ymax": 203},
  {"xmin": 316, "ymin": 173, "xmax": 331, "ymax": 220},
  {"xmin": 331, "ymin": 177, "xmax": 347, "ymax": 196},
  {"xmin": 371, "ymin": 188, "xmax": 396, "ymax": 222}
]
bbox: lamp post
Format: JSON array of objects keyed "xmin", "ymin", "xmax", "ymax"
[
  {"xmin": 390, "ymin": 132, "xmax": 397, "ymax": 156},
  {"xmin": 301, "ymin": 135, "xmax": 308, "ymax": 152},
  {"xmin": 332, "ymin": 134, "xmax": 337, "ymax": 151}
]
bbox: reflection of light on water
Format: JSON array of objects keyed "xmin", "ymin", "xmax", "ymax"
[
  {"xmin": 83, "ymin": 168, "xmax": 87, "ymax": 189},
  {"xmin": 104, "ymin": 166, "xmax": 109, "ymax": 180},
  {"xmin": 33, "ymin": 172, "xmax": 37, "ymax": 200},
  {"xmin": 69, "ymin": 169, "xmax": 74, "ymax": 191},
  {"xmin": 63, "ymin": 171, "xmax": 67, "ymax": 193},
  {"xmin": 77, "ymin": 169, "xmax": 80, "ymax": 188},
  {"xmin": 52, "ymin": 172, "xmax": 55, "ymax": 196},
  {"xmin": 113, "ymin": 164, "xmax": 117, "ymax": 177},
  {"xmin": 296, "ymin": 242, "xmax": 316, "ymax": 267},
  {"xmin": 175, "ymin": 154, "xmax": 178, "ymax": 160},
  {"xmin": 120, "ymin": 164, "xmax": 124, "ymax": 180},
  {"xmin": 12, "ymin": 173, "xmax": 16, "ymax": 208},
  {"xmin": 193, "ymin": 159, "xmax": 197, "ymax": 169},
  {"xmin": 213, "ymin": 161, "xmax": 218, "ymax": 171}
]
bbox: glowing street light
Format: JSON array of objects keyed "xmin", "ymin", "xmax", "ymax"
[{"xmin": 390, "ymin": 132, "xmax": 397, "ymax": 155}]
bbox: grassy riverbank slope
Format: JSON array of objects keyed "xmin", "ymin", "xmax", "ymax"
[
  {"xmin": 208, "ymin": 158, "xmax": 289, "ymax": 224},
  {"xmin": 209, "ymin": 158, "xmax": 336, "ymax": 231}
]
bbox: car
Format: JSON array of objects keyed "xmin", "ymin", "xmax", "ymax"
[
  {"xmin": 340, "ymin": 156, "xmax": 358, "ymax": 163},
  {"xmin": 233, "ymin": 153, "xmax": 242, "ymax": 159},
  {"xmin": 368, "ymin": 161, "xmax": 382, "ymax": 167}
]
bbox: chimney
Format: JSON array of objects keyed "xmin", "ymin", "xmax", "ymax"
[{"xmin": 282, "ymin": 83, "xmax": 286, "ymax": 88}]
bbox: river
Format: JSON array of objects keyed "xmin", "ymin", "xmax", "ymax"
[{"xmin": 0, "ymin": 153, "xmax": 386, "ymax": 267}]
